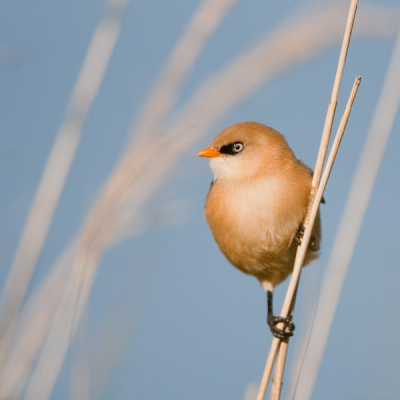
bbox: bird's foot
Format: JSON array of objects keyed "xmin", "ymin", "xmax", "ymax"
[
  {"xmin": 267, "ymin": 314, "xmax": 295, "ymax": 339},
  {"xmin": 294, "ymin": 226, "xmax": 318, "ymax": 250},
  {"xmin": 294, "ymin": 226, "xmax": 304, "ymax": 245},
  {"xmin": 309, "ymin": 236, "xmax": 318, "ymax": 250}
]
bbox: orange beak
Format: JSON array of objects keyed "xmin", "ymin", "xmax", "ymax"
[{"xmin": 197, "ymin": 146, "xmax": 220, "ymax": 158}]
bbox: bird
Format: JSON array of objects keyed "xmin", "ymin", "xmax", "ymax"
[{"xmin": 197, "ymin": 121, "xmax": 321, "ymax": 338}]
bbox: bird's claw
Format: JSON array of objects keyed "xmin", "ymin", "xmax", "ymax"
[
  {"xmin": 267, "ymin": 315, "xmax": 295, "ymax": 339},
  {"xmin": 295, "ymin": 226, "xmax": 304, "ymax": 246},
  {"xmin": 295, "ymin": 226, "xmax": 318, "ymax": 250},
  {"xmin": 309, "ymin": 236, "xmax": 318, "ymax": 250}
]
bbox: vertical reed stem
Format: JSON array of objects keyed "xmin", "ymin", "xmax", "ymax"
[
  {"xmin": 256, "ymin": 1, "xmax": 359, "ymax": 398},
  {"xmin": 270, "ymin": 76, "xmax": 361, "ymax": 400}
]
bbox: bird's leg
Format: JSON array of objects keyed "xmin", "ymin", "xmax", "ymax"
[
  {"xmin": 266, "ymin": 291, "xmax": 295, "ymax": 339},
  {"xmin": 294, "ymin": 225, "xmax": 318, "ymax": 249}
]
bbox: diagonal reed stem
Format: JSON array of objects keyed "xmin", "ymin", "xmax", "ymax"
[
  {"xmin": 291, "ymin": 27, "xmax": 400, "ymax": 400},
  {"xmin": 270, "ymin": 76, "xmax": 361, "ymax": 400},
  {"xmin": 0, "ymin": 0, "xmax": 131, "ymax": 372},
  {"xmin": 311, "ymin": 0, "xmax": 359, "ymax": 191},
  {"xmin": 16, "ymin": 2, "xmax": 237, "ymax": 400},
  {"xmin": 256, "ymin": 1, "xmax": 359, "ymax": 399}
]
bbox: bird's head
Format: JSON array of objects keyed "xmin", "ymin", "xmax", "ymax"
[{"xmin": 197, "ymin": 121, "xmax": 295, "ymax": 183}]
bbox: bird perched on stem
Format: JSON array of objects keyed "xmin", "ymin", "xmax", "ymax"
[{"xmin": 198, "ymin": 122, "xmax": 321, "ymax": 338}]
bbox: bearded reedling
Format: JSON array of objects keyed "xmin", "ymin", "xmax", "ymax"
[{"xmin": 198, "ymin": 122, "xmax": 321, "ymax": 338}]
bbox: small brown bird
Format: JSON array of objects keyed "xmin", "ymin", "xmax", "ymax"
[{"xmin": 198, "ymin": 122, "xmax": 321, "ymax": 338}]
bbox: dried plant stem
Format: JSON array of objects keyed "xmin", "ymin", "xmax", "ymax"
[
  {"xmin": 256, "ymin": 1, "xmax": 359, "ymax": 398},
  {"xmin": 270, "ymin": 338, "xmax": 289, "ymax": 400},
  {"xmin": 311, "ymin": 0, "xmax": 358, "ymax": 190},
  {"xmin": 292, "ymin": 28, "xmax": 400, "ymax": 400},
  {"xmin": 257, "ymin": 340, "xmax": 280, "ymax": 400},
  {"xmin": 269, "ymin": 286, "xmax": 299, "ymax": 400},
  {"xmin": 269, "ymin": 76, "xmax": 361, "ymax": 400}
]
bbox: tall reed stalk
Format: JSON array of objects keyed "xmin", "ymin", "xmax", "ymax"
[
  {"xmin": 288, "ymin": 26, "xmax": 400, "ymax": 400},
  {"xmin": 257, "ymin": 1, "xmax": 360, "ymax": 398}
]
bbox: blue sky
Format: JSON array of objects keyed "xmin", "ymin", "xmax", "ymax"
[{"xmin": 1, "ymin": 1, "xmax": 400, "ymax": 399}]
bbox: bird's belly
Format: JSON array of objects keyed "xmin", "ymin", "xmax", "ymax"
[{"xmin": 205, "ymin": 189, "xmax": 302, "ymax": 283}]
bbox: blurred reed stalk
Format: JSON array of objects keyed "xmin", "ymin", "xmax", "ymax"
[
  {"xmin": 256, "ymin": 1, "xmax": 359, "ymax": 398},
  {"xmin": 0, "ymin": 0, "xmax": 238, "ymax": 398},
  {"xmin": 0, "ymin": 2, "xmax": 399, "ymax": 400},
  {"xmin": 288, "ymin": 26, "xmax": 400, "ymax": 400},
  {"xmin": 0, "ymin": 0, "xmax": 131, "ymax": 373}
]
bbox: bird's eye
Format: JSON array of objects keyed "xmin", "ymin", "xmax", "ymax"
[
  {"xmin": 232, "ymin": 142, "xmax": 244, "ymax": 153},
  {"xmin": 219, "ymin": 142, "xmax": 244, "ymax": 155}
]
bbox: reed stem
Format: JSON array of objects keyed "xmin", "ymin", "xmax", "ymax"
[{"xmin": 256, "ymin": 1, "xmax": 359, "ymax": 398}]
